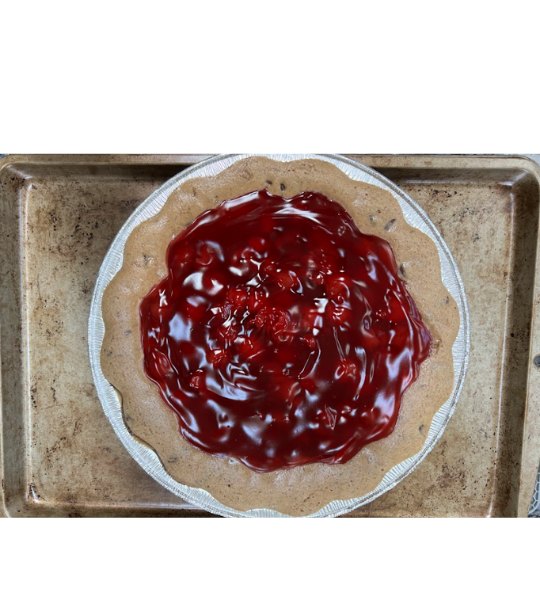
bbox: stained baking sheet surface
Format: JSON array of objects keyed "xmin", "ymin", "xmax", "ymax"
[{"xmin": 1, "ymin": 155, "xmax": 539, "ymax": 517}]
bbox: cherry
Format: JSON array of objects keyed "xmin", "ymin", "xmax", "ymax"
[
  {"xmin": 326, "ymin": 274, "xmax": 352, "ymax": 304},
  {"xmin": 207, "ymin": 348, "xmax": 229, "ymax": 367},
  {"xmin": 254, "ymin": 306, "xmax": 290, "ymax": 334},
  {"xmin": 195, "ymin": 241, "xmax": 218, "ymax": 267},
  {"xmin": 247, "ymin": 289, "xmax": 267, "ymax": 312},
  {"xmin": 299, "ymin": 335, "xmax": 317, "ymax": 351},
  {"xmin": 189, "ymin": 370, "xmax": 205, "ymax": 390},
  {"xmin": 226, "ymin": 288, "xmax": 248, "ymax": 309}
]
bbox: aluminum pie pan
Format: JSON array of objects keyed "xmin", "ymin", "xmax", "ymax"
[{"xmin": 88, "ymin": 153, "xmax": 471, "ymax": 518}]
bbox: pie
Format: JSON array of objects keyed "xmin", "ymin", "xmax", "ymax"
[{"xmin": 101, "ymin": 156, "xmax": 459, "ymax": 516}]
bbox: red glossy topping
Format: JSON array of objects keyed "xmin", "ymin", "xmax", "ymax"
[{"xmin": 140, "ymin": 189, "xmax": 432, "ymax": 472}]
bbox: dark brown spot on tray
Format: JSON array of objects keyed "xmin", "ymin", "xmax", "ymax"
[
  {"xmin": 280, "ymin": 183, "xmax": 286, "ymax": 192},
  {"xmin": 30, "ymin": 384, "xmax": 38, "ymax": 408},
  {"xmin": 73, "ymin": 419, "xmax": 82, "ymax": 436},
  {"xmin": 120, "ymin": 198, "xmax": 139, "ymax": 209},
  {"xmin": 49, "ymin": 211, "xmax": 60, "ymax": 231},
  {"xmin": 399, "ymin": 263, "xmax": 406, "ymax": 278},
  {"xmin": 436, "ymin": 463, "xmax": 466, "ymax": 491}
]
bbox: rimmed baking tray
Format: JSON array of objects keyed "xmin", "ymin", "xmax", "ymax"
[{"xmin": 1, "ymin": 154, "xmax": 539, "ymax": 517}]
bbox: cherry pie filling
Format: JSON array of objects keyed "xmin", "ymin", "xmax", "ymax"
[{"xmin": 140, "ymin": 189, "xmax": 432, "ymax": 472}]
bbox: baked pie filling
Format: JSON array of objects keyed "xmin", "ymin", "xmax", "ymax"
[{"xmin": 140, "ymin": 189, "xmax": 432, "ymax": 472}]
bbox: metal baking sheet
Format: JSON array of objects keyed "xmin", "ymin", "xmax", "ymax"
[{"xmin": 1, "ymin": 154, "xmax": 539, "ymax": 517}]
